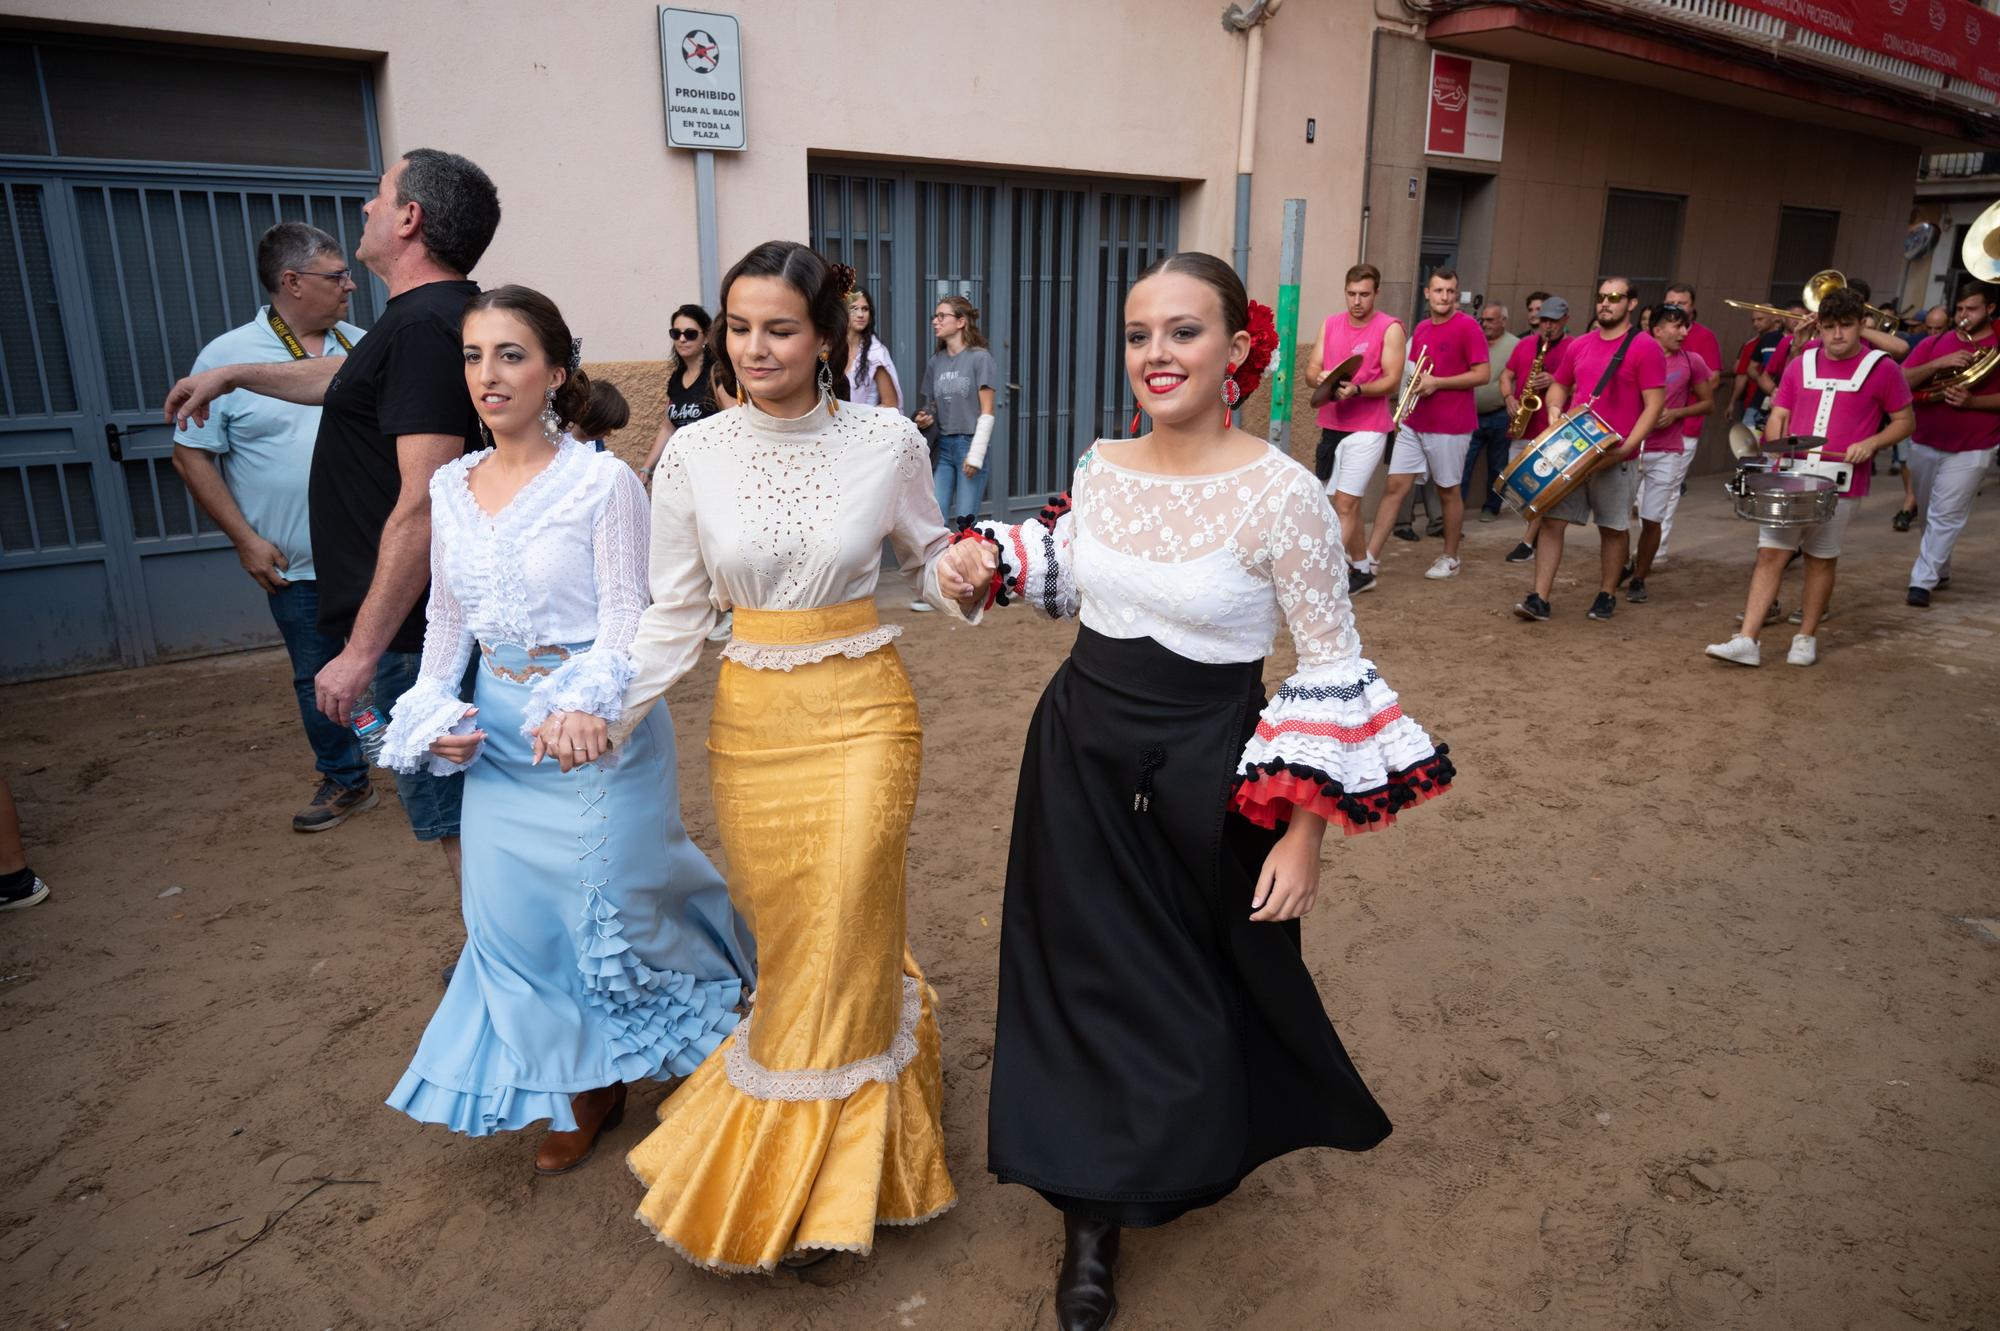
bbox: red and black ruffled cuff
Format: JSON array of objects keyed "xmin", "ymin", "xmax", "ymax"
[
  {"xmin": 947, "ymin": 519, "xmax": 1008, "ymax": 610},
  {"xmin": 1230, "ymin": 745, "xmax": 1455, "ymax": 835}
]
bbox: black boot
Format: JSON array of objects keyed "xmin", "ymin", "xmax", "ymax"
[{"xmin": 1056, "ymin": 1214, "xmax": 1120, "ymax": 1331}]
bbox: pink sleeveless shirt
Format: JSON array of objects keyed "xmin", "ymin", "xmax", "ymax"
[{"xmin": 1318, "ymin": 311, "xmax": 1401, "ymax": 432}]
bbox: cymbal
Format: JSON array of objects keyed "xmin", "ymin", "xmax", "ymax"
[
  {"xmin": 1965, "ymin": 197, "xmax": 2000, "ymax": 282},
  {"xmin": 1728, "ymin": 422, "xmax": 1759, "ymax": 460},
  {"xmin": 1308, "ymin": 352, "xmax": 1364, "ymax": 408}
]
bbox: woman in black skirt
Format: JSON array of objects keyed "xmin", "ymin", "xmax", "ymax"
[{"xmin": 941, "ymin": 252, "xmax": 1452, "ymax": 1331}]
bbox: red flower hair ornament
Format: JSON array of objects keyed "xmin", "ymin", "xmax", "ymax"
[{"xmin": 1231, "ymin": 299, "xmax": 1280, "ymax": 400}]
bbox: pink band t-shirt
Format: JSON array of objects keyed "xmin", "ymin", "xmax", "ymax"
[
  {"xmin": 1680, "ymin": 323, "xmax": 1722, "ymax": 439},
  {"xmin": 1318, "ymin": 311, "xmax": 1401, "ymax": 433},
  {"xmin": 1906, "ymin": 327, "xmax": 2000, "ymax": 454},
  {"xmin": 1403, "ymin": 310, "xmax": 1488, "ymax": 435},
  {"xmin": 1553, "ymin": 327, "xmax": 1667, "ymax": 441},
  {"xmin": 1642, "ymin": 348, "xmax": 1713, "ymax": 454},
  {"xmin": 1503, "ymin": 334, "xmax": 1568, "ymax": 442},
  {"xmin": 1770, "ymin": 347, "xmax": 1912, "ymax": 498}
]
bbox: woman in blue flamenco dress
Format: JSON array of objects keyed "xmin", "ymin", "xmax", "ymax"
[{"xmin": 379, "ymin": 285, "xmax": 753, "ymax": 1175}]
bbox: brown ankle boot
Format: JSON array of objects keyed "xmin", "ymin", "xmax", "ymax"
[{"xmin": 534, "ymin": 1083, "xmax": 626, "ymax": 1176}]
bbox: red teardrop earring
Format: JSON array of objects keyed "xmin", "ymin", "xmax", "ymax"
[
  {"xmin": 1221, "ymin": 367, "xmax": 1243, "ymax": 429},
  {"xmin": 1129, "ymin": 407, "xmax": 1143, "ymax": 436}
]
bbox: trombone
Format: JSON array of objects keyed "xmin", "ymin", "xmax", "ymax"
[
  {"xmin": 1723, "ymin": 270, "xmax": 1896, "ymax": 332},
  {"xmin": 1392, "ymin": 348, "xmax": 1432, "ymax": 428}
]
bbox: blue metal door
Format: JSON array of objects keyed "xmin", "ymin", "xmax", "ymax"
[{"xmin": 0, "ymin": 173, "xmax": 378, "ymax": 682}]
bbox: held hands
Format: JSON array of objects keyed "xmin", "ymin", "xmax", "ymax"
[
  {"xmin": 532, "ymin": 710, "xmax": 610, "ymax": 772},
  {"xmin": 1249, "ymin": 813, "xmax": 1327, "ymax": 923},
  {"xmin": 163, "ymin": 366, "xmax": 235, "ymax": 429},
  {"xmin": 429, "ymin": 706, "xmax": 486, "ymax": 765},
  {"xmin": 236, "ymin": 534, "xmax": 290, "ymax": 593},
  {"xmin": 937, "ymin": 539, "xmax": 997, "ymax": 605}
]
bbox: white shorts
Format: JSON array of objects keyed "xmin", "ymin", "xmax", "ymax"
[
  {"xmin": 1758, "ymin": 496, "xmax": 1854, "ymax": 560},
  {"xmin": 1390, "ymin": 426, "xmax": 1469, "ymax": 488},
  {"xmin": 1635, "ymin": 450, "xmax": 1694, "ymax": 524},
  {"xmin": 1326, "ymin": 430, "xmax": 1388, "ymax": 498}
]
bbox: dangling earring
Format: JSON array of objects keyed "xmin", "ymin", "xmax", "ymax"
[
  {"xmin": 817, "ymin": 352, "xmax": 838, "ymax": 416},
  {"xmin": 539, "ymin": 386, "xmax": 562, "ymax": 443},
  {"xmin": 733, "ymin": 377, "xmax": 748, "ymax": 407},
  {"xmin": 1129, "ymin": 407, "xmax": 1143, "ymax": 436},
  {"xmin": 1221, "ymin": 367, "xmax": 1242, "ymax": 429}
]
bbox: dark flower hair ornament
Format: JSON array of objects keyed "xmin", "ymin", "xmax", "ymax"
[{"xmin": 1233, "ymin": 300, "xmax": 1280, "ymax": 401}]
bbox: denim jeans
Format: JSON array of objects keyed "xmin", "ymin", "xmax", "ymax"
[
  {"xmin": 932, "ymin": 432, "xmax": 988, "ymax": 522},
  {"xmin": 267, "ymin": 580, "xmax": 369, "ymax": 790},
  {"xmin": 1464, "ymin": 409, "xmax": 1512, "ymax": 512},
  {"xmin": 371, "ymin": 648, "xmax": 474, "ymax": 842}
]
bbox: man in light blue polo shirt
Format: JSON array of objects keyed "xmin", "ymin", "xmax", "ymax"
[{"xmin": 173, "ymin": 222, "xmax": 372, "ymax": 833}]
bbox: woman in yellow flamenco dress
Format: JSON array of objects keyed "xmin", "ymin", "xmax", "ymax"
[{"xmin": 618, "ymin": 240, "xmax": 986, "ymax": 1272}]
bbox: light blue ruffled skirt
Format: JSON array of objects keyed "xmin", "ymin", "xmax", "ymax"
[{"xmin": 386, "ymin": 642, "xmax": 754, "ymax": 1135}]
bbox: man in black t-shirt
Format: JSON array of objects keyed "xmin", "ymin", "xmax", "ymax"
[{"xmin": 167, "ymin": 149, "xmax": 498, "ymax": 873}]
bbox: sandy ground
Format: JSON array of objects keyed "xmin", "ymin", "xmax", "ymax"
[{"xmin": 3, "ymin": 474, "xmax": 1998, "ymax": 1331}]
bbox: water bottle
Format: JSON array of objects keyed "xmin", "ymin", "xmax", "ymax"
[{"xmin": 350, "ymin": 686, "xmax": 389, "ymax": 766}]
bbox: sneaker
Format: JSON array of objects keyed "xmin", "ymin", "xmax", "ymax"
[
  {"xmin": 706, "ymin": 610, "xmax": 735, "ymax": 641},
  {"xmin": 1786, "ymin": 634, "xmax": 1818, "ymax": 666},
  {"xmin": 1424, "ymin": 555, "xmax": 1461, "ymax": 580},
  {"xmin": 1392, "ymin": 525, "xmax": 1421, "ymax": 542},
  {"xmin": 908, "ymin": 599, "xmax": 935, "ymax": 613},
  {"xmin": 1514, "ymin": 593, "xmax": 1551, "ymax": 621},
  {"xmin": 1479, "ymin": 507, "xmax": 1499, "ymax": 523},
  {"xmin": 1587, "ymin": 592, "xmax": 1616, "ymax": 621},
  {"xmin": 1907, "ymin": 586, "xmax": 1930, "ymax": 608},
  {"xmin": 1735, "ymin": 601, "xmax": 1783, "ymax": 626},
  {"xmin": 1504, "ymin": 541, "xmax": 1536, "ymax": 563},
  {"xmin": 0, "ymin": 868, "xmax": 48, "ymax": 911},
  {"xmin": 1705, "ymin": 634, "xmax": 1762, "ymax": 667},
  {"xmin": 1348, "ymin": 568, "xmax": 1377, "ymax": 595},
  {"xmin": 292, "ymin": 777, "xmax": 378, "ymax": 833},
  {"xmin": 1626, "ymin": 578, "xmax": 1649, "ymax": 604}
]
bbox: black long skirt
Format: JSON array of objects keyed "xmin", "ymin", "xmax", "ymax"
[{"xmin": 987, "ymin": 627, "xmax": 1392, "ymax": 1228}]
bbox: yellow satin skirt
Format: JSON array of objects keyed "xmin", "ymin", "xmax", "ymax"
[{"xmin": 629, "ymin": 599, "xmax": 955, "ymax": 1272}]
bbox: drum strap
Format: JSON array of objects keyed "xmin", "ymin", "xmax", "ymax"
[
  {"xmin": 1581, "ymin": 328, "xmax": 1640, "ymax": 411},
  {"xmin": 1800, "ymin": 348, "xmax": 1885, "ymax": 439}
]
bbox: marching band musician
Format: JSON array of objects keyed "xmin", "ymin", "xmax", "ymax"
[
  {"xmin": 1625, "ymin": 303, "xmax": 1716, "ymax": 605},
  {"xmin": 1309, "ymin": 263, "xmax": 1407, "ymax": 595},
  {"xmin": 1705, "ymin": 288, "xmax": 1913, "ymax": 668},
  {"xmin": 1899, "ymin": 281, "xmax": 2000, "ymax": 608},
  {"xmin": 1364, "ymin": 268, "xmax": 1489, "ymax": 583},
  {"xmin": 1513, "ymin": 277, "xmax": 1664, "ymax": 623},
  {"xmin": 1497, "ymin": 295, "xmax": 1571, "ymax": 564}
]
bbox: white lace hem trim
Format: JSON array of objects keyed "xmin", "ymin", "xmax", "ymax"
[
  {"xmin": 719, "ymin": 624, "xmax": 903, "ymax": 671},
  {"xmin": 722, "ymin": 974, "xmax": 921, "ymax": 1102}
]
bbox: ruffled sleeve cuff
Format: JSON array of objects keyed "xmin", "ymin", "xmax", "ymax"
[
  {"xmin": 522, "ymin": 648, "xmax": 638, "ymax": 737},
  {"xmin": 1230, "ymin": 658, "xmax": 1454, "ymax": 835},
  {"xmin": 381, "ymin": 677, "xmax": 478, "ymax": 776},
  {"xmin": 969, "ymin": 493, "xmax": 1076, "ymax": 620}
]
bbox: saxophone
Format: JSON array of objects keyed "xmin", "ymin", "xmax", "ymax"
[{"xmin": 1509, "ymin": 335, "xmax": 1548, "ymax": 439}]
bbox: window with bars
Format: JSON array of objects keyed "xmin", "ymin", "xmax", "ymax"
[
  {"xmin": 1768, "ymin": 207, "xmax": 1840, "ymax": 306},
  {"xmin": 1597, "ymin": 189, "xmax": 1685, "ymax": 310}
]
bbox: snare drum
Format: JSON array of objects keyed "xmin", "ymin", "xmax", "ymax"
[
  {"xmin": 1725, "ymin": 470, "xmax": 1838, "ymax": 527},
  {"xmin": 1494, "ymin": 410, "xmax": 1624, "ymax": 521}
]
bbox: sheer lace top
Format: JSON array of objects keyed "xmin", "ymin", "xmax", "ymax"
[
  {"xmin": 623, "ymin": 399, "xmax": 959, "ymax": 708},
  {"xmin": 1071, "ymin": 446, "xmax": 1360, "ymax": 668}
]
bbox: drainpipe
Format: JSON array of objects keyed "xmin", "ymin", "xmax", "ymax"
[
  {"xmin": 1359, "ymin": 27, "xmax": 1380, "ymax": 264},
  {"xmin": 1224, "ymin": 0, "xmax": 1284, "ymax": 281}
]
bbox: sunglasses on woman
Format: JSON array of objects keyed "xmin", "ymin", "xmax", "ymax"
[{"xmin": 671, "ymin": 328, "xmax": 703, "ymax": 341}]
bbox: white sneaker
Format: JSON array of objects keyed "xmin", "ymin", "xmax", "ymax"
[
  {"xmin": 1704, "ymin": 635, "xmax": 1761, "ymax": 667},
  {"xmin": 706, "ymin": 610, "xmax": 734, "ymax": 642},
  {"xmin": 1786, "ymin": 634, "xmax": 1817, "ymax": 666},
  {"xmin": 1424, "ymin": 555, "xmax": 1462, "ymax": 580},
  {"xmin": 908, "ymin": 599, "xmax": 934, "ymax": 613}
]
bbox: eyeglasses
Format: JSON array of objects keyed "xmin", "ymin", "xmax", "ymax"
[
  {"xmin": 932, "ymin": 312, "xmax": 960, "ymax": 321},
  {"xmin": 1595, "ymin": 292, "xmax": 1630, "ymax": 303},
  {"xmin": 670, "ymin": 328, "xmax": 703, "ymax": 341},
  {"xmin": 292, "ymin": 268, "xmax": 353, "ymax": 284}
]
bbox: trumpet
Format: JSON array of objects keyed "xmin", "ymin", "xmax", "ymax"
[{"xmin": 1392, "ymin": 348, "xmax": 1432, "ymax": 428}]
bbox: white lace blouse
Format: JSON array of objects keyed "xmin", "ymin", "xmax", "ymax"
[
  {"xmin": 379, "ymin": 439, "xmax": 648, "ymax": 774},
  {"xmin": 974, "ymin": 444, "xmax": 1453, "ymax": 833},
  {"xmin": 622, "ymin": 399, "xmax": 963, "ymax": 709}
]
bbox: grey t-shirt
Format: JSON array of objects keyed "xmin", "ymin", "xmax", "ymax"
[{"xmin": 920, "ymin": 346, "xmax": 998, "ymax": 436}]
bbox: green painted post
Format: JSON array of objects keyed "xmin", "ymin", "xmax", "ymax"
[{"xmin": 1267, "ymin": 199, "xmax": 1306, "ymax": 451}]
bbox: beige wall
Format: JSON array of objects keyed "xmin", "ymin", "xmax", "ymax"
[
  {"xmin": 9, "ymin": 1, "xmax": 1375, "ymax": 362},
  {"xmin": 1356, "ymin": 31, "xmax": 1918, "ymax": 468}
]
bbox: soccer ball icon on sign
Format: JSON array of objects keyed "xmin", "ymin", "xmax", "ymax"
[{"xmin": 682, "ymin": 30, "xmax": 720, "ymax": 73}]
